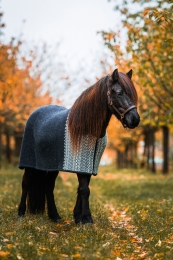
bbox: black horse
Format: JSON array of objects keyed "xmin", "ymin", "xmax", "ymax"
[{"xmin": 18, "ymin": 69, "xmax": 140, "ymax": 224}]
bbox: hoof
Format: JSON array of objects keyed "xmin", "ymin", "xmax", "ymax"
[
  {"xmin": 75, "ymin": 215, "xmax": 94, "ymax": 224},
  {"xmin": 74, "ymin": 216, "xmax": 82, "ymax": 224},
  {"xmin": 50, "ymin": 217, "xmax": 62, "ymax": 223},
  {"xmin": 83, "ymin": 222, "xmax": 93, "ymax": 226},
  {"xmin": 82, "ymin": 216, "xmax": 94, "ymax": 224},
  {"xmin": 18, "ymin": 211, "xmax": 25, "ymax": 217}
]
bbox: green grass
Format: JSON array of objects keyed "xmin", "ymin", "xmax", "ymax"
[{"xmin": 1, "ymin": 165, "xmax": 173, "ymax": 259}]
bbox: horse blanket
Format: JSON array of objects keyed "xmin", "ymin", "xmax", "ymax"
[{"xmin": 19, "ymin": 105, "xmax": 107, "ymax": 175}]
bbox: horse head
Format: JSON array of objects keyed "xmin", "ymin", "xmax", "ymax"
[{"xmin": 107, "ymin": 69, "xmax": 140, "ymax": 129}]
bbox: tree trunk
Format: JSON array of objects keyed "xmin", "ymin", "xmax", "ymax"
[
  {"xmin": 117, "ymin": 150, "xmax": 124, "ymax": 168},
  {"xmin": 0, "ymin": 125, "xmax": 2, "ymax": 162},
  {"xmin": 5, "ymin": 131, "xmax": 11, "ymax": 163},
  {"xmin": 14, "ymin": 133, "xmax": 23, "ymax": 157},
  {"xmin": 150, "ymin": 128, "xmax": 156, "ymax": 173},
  {"xmin": 132, "ymin": 142, "xmax": 137, "ymax": 168},
  {"xmin": 117, "ymin": 150, "xmax": 121, "ymax": 168},
  {"xmin": 124, "ymin": 145, "xmax": 128, "ymax": 168},
  {"xmin": 145, "ymin": 131, "xmax": 150, "ymax": 169},
  {"xmin": 162, "ymin": 126, "xmax": 169, "ymax": 174}
]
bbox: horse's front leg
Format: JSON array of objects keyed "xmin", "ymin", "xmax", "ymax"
[
  {"xmin": 18, "ymin": 168, "xmax": 31, "ymax": 216},
  {"xmin": 74, "ymin": 174, "xmax": 93, "ymax": 224},
  {"xmin": 46, "ymin": 171, "xmax": 62, "ymax": 223},
  {"xmin": 73, "ymin": 186, "xmax": 82, "ymax": 223}
]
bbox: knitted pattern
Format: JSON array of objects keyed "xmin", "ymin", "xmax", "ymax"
[{"xmin": 19, "ymin": 105, "xmax": 107, "ymax": 175}]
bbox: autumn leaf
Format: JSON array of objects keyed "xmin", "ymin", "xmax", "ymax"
[
  {"xmin": 63, "ymin": 219, "xmax": 72, "ymax": 223},
  {"xmin": 155, "ymin": 239, "xmax": 162, "ymax": 247},
  {"xmin": 103, "ymin": 242, "xmax": 110, "ymax": 247},
  {"xmin": 143, "ymin": 9, "xmax": 149, "ymax": 16},
  {"xmin": 130, "ymin": 236, "xmax": 143, "ymax": 243},
  {"xmin": 6, "ymin": 244, "xmax": 13, "ymax": 249},
  {"xmin": 72, "ymin": 253, "xmax": 81, "ymax": 258},
  {"xmin": 0, "ymin": 251, "xmax": 10, "ymax": 257},
  {"xmin": 111, "ymin": 250, "xmax": 121, "ymax": 257},
  {"xmin": 138, "ymin": 252, "xmax": 148, "ymax": 259},
  {"xmin": 60, "ymin": 254, "xmax": 68, "ymax": 258}
]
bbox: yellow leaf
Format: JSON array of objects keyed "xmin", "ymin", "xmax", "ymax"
[
  {"xmin": 63, "ymin": 219, "xmax": 71, "ymax": 223},
  {"xmin": 111, "ymin": 250, "xmax": 120, "ymax": 257},
  {"xmin": 60, "ymin": 254, "xmax": 68, "ymax": 258},
  {"xmin": 155, "ymin": 239, "xmax": 162, "ymax": 247},
  {"xmin": 49, "ymin": 232, "xmax": 57, "ymax": 235},
  {"xmin": 131, "ymin": 236, "xmax": 143, "ymax": 243},
  {"xmin": 72, "ymin": 254, "xmax": 81, "ymax": 258},
  {"xmin": 6, "ymin": 244, "xmax": 13, "ymax": 249},
  {"xmin": 143, "ymin": 9, "xmax": 149, "ymax": 16},
  {"xmin": 131, "ymin": 237, "xmax": 139, "ymax": 243},
  {"xmin": 0, "ymin": 251, "xmax": 10, "ymax": 257},
  {"xmin": 139, "ymin": 252, "xmax": 148, "ymax": 259}
]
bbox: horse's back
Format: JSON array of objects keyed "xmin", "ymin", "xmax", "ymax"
[{"xmin": 19, "ymin": 105, "xmax": 69, "ymax": 171}]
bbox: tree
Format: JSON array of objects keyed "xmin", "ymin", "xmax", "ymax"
[
  {"xmin": 0, "ymin": 40, "xmax": 55, "ymax": 161},
  {"xmin": 0, "ymin": 12, "xmax": 64, "ymax": 162},
  {"xmin": 102, "ymin": 0, "xmax": 173, "ymax": 173}
]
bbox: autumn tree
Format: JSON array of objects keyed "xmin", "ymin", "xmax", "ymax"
[
  {"xmin": 0, "ymin": 13, "xmax": 65, "ymax": 162},
  {"xmin": 102, "ymin": 0, "xmax": 173, "ymax": 173}
]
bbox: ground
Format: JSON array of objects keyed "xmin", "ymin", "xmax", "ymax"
[{"xmin": 0, "ymin": 164, "xmax": 173, "ymax": 259}]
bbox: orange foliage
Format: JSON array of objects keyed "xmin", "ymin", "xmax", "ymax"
[{"xmin": 0, "ymin": 43, "xmax": 54, "ymax": 133}]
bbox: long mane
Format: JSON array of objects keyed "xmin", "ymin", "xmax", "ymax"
[
  {"xmin": 68, "ymin": 72, "xmax": 138, "ymax": 151},
  {"xmin": 118, "ymin": 72, "xmax": 138, "ymax": 106}
]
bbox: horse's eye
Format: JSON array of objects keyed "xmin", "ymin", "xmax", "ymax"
[{"xmin": 116, "ymin": 91, "xmax": 123, "ymax": 98}]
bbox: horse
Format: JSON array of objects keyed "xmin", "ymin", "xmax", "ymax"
[{"xmin": 18, "ymin": 68, "xmax": 140, "ymax": 224}]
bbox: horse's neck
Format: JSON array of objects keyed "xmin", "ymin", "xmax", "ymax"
[{"xmin": 100, "ymin": 109, "xmax": 112, "ymax": 138}]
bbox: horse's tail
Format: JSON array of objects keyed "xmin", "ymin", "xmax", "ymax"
[{"xmin": 27, "ymin": 168, "xmax": 46, "ymax": 214}]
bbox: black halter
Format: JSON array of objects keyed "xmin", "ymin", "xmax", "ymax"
[
  {"xmin": 107, "ymin": 89, "xmax": 136, "ymax": 119},
  {"xmin": 107, "ymin": 79, "xmax": 136, "ymax": 124}
]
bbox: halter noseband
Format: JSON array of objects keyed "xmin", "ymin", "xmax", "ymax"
[{"xmin": 107, "ymin": 89, "xmax": 136, "ymax": 120}]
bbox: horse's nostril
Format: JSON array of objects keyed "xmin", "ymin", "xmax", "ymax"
[{"xmin": 133, "ymin": 116, "xmax": 140, "ymax": 126}]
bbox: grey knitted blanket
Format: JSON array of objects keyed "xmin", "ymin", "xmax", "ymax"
[{"xmin": 19, "ymin": 105, "xmax": 107, "ymax": 175}]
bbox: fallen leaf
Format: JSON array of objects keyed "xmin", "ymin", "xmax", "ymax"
[
  {"xmin": 155, "ymin": 239, "xmax": 162, "ymax": 247},
  {"xmin": 60, "ymin": 254, "xmax": 68, "ymax": 258},
  {"xmin": 143, "ymin": 9, "xmax": 149, "ymax": 16},
  {"xmin": 131, "ymin": 236, "xmax": 143, "ymax": 243},
  {"xmin": 72, "ymin": 253, "xmax": 81, "ymax": 258},
  {"xmin": 6, "ymin": 244, "xmax": 13, "ymax": 249},
  {"xmin": 2, "ymin": 238, "xmax": 9, "ymax": 243},
  {"xmin": 17, "ymin": 254, "xmax": 24, "ymax": 260},
  {"xmin": 103, "ymin": 242, "xmax": 110, "ymax": 247},
  {"xmin": 0, "ymin": 251, "xmax": 10, "ymax": 257},
  {"xmin": 49, "ymin": 232, "xmax": 57, "ymax": 235},
  {"xmin": 125, "ymin": 224, "xmax": 135, "ymax": 229},
  {"xmin": 146, "ymin": 237, "xmax": 153, "ymax": 242},
  {"xmin": 111, "ymin": 250, "xmax": 120, "ymax": 257},
  {"xmin": 5, "ymin": 232, "xmax": 14, "ymax": 236},
  {"xmin": 63, "ymin": 219, "xmax": 71, "ymax": 223},
  {"xmin": 139, "ymin": 252, "xmax": 148, "ymax": 259}
]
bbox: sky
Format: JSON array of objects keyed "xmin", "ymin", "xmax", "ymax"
[{"xmin": 1, "ymin": 0, "xmax": 121, "ymax": 105}]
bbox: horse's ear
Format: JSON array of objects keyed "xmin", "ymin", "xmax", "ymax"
[
  {"xmin": 126, "ymin": 69, "xmax": 132, "ymax": 79},
  {"xmin": 112, "ymin": 69, "xmax": 119, "ymax": 82}
]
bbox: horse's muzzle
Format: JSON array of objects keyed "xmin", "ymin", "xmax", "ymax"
[{"xmin": 123, "ymin": 109, "xmax": 140, "ymax": 129}]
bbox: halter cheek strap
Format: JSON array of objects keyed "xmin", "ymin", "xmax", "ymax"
[{"xmin": 107, "ymin": 90, "xmax": 136, "ymax": 120}]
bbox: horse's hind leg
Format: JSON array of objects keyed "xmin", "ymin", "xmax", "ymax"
[
  {"xmin": 74, "ymin": 174, "xmax": 93, "ymax": 224},
  {"xmin": 18, "ymin": 168, "xmax": 32, "ymax": 216},
  {"xmin": 46, "ymin": 171, "xmax": 62, "ymax": 223}
]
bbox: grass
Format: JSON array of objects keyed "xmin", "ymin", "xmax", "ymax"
[{"xmin": 0, "ymin": 164, "xmax": 173, "ymax": 259}]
